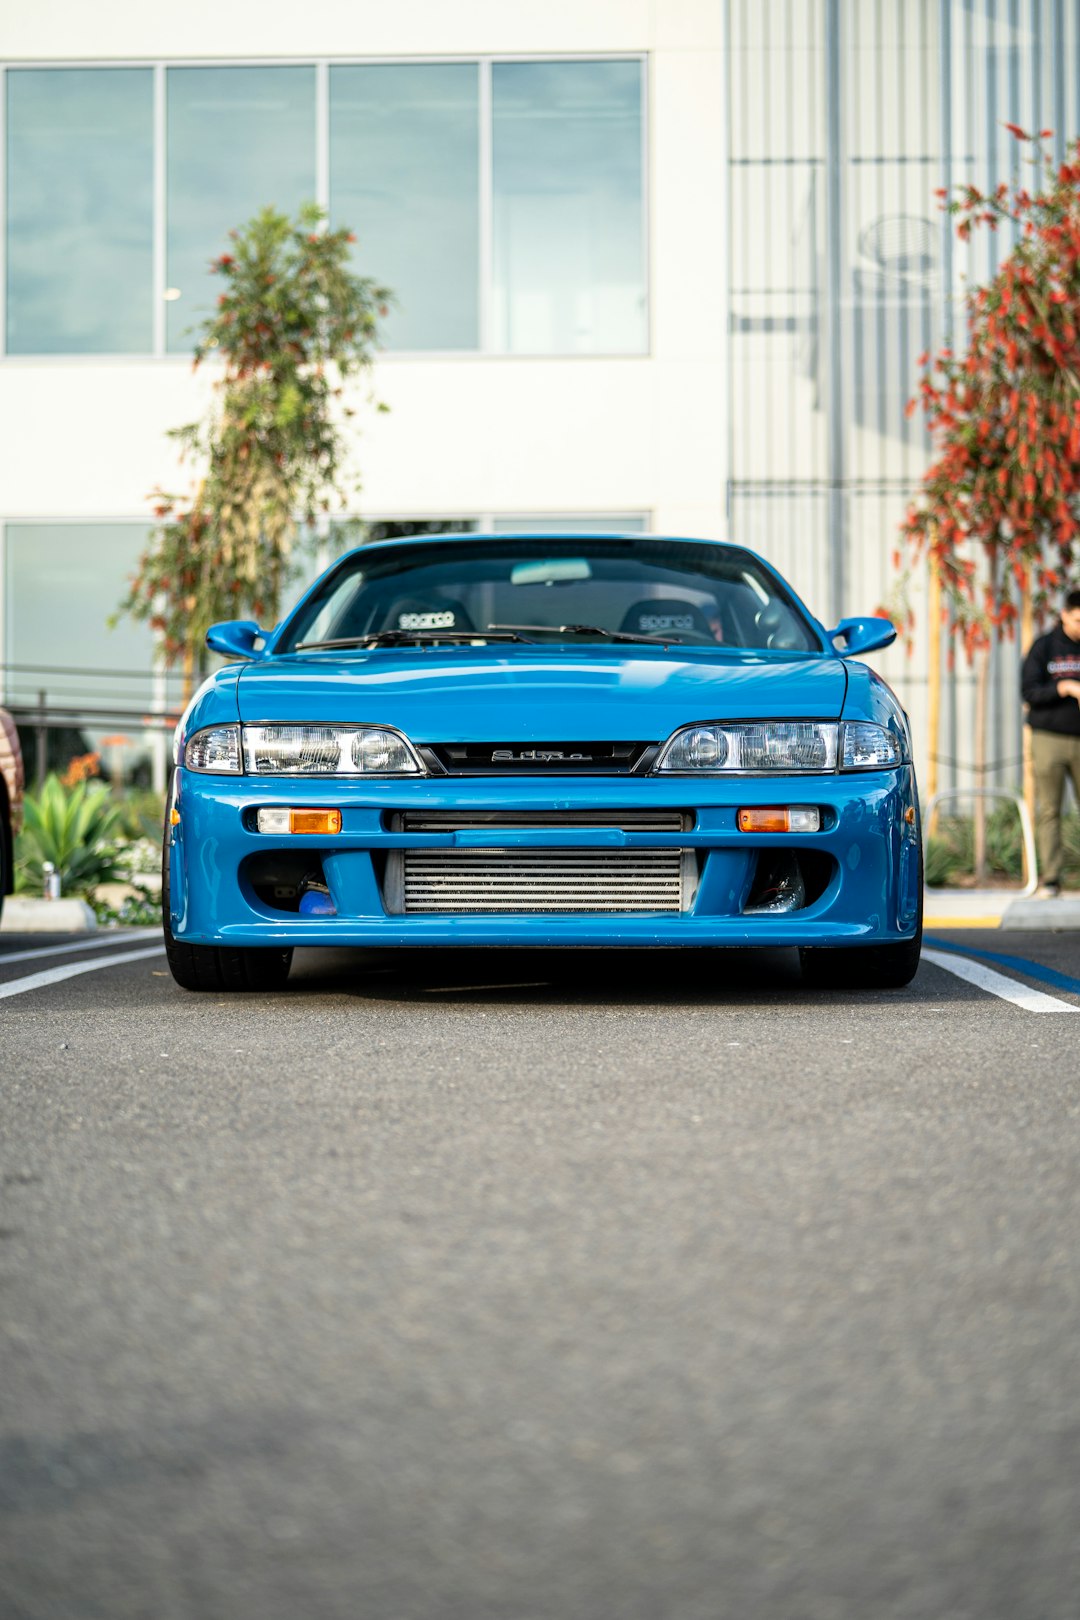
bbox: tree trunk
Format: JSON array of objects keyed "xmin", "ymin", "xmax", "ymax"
[
  {"xmin": 1020, "ymin": 579, "xmax": 1035, "ymax": 846},
  {"xmin": 973, "ymin": 637, "xmax": 991, "ymax": 884},
  {"xmin": 926, "ymin": 556, "xmax": 941, "ymax": 836}
]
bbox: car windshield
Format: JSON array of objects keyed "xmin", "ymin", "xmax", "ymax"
[{"xmin": 279, "ymin": 536, "xmax": 821, "ymax": 655}]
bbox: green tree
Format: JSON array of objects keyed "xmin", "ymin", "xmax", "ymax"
[{"xmin": 117, "ymin": 203, "xmax": 391, "ymax": 679}]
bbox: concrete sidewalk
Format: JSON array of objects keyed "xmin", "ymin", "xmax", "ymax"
[{"xmin": 925, "ymin": 886, "xmax": 1080, "ymax": 930}]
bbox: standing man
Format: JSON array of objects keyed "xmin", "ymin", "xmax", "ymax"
[{"xmin": 1021, "ymin": 588, "xmax": 1080, "ymax": 898}]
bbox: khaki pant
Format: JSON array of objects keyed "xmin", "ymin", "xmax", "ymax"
[{"xmin": 1031, "ymin": 729, "xmax": 1080, "ymax": 887}]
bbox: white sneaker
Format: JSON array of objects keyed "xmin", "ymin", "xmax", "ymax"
[{"xmin": 1034, "ymin": 883, "xmax": 1061, "ymax": 900}]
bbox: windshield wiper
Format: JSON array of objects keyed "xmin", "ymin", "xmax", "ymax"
[
  {"xmin": 487, "ymin": 622, "xmax": 681, "ymax": 646},
  {"xmin": 295, "ymin": 629, "xmax": 535, "ymax": 650}
]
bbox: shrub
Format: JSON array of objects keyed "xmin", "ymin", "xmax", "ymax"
[
  {"xmin": 984, "ymin": 803, "xmax": 1024, "ymax": 880},
  {"xmin": 90, "ymin": 889, "xmax": 161, "ymax": 927},
  {"xmin": 114, "ymin": 787, "xmax": 167, "ymax": 845},
  {"xmin": 924, "ymin": 836, "xmax": 960, "ymax": 888},
  {"xmin": 924, "ymin": 806, "xmax": 1080, "ymax": 885}
]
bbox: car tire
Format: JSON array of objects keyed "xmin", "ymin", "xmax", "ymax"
[
  {"xmin": 0, "ymin": 802, "xmax": 8, "ymax": 931},
  {"xmin": 161, "ymin": 832, "xmax": 292, "ymax": 993},
  {"xmin": 799, "ymin": 858, "xmax": 923, "ymax": 990},
  {"xmin": 798, "ymin": 929, "xmax": 922, "ymax": 990}
]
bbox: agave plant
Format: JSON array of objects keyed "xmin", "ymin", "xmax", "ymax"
[{"xmin": 16, "ymin": 774, "xmax": 127, "ymax": 896}]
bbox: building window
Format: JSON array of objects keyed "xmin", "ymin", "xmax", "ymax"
[
  {"xmin": 330, "ymin": 64, "xmax": 480, "ymax": 351},
  {"xmin": 492, "ymin": 60, "xmax": 646, "ymax": 355},
  {"xmin": 166, "ymin": 66, "xmax": 316, "ymax": 351},
  {"xmin": 2, "ymin": 57, "xmax": 646, "ymax": 359},
  {"xmin": 3, "ymin": 523, "xmax": 166, "ymax": 786},
  {"xmin": 5, "ymin": 68, "xmax": 154, "ymax": 354},
  {"xmin": 4, "ymin": 522, "xmax": 158, "ymax": 694}
]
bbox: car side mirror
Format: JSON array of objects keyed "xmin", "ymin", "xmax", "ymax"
[
  {"xmin": 829, "ymin": 616, "xmax": 897, "ymax": 657},
  {"xmin": 205, "ymin": 619, "xmax": 266, "ymax": 660}
]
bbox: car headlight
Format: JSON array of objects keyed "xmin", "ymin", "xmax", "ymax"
[
  {"xmin": 654, "ymin": 722, "xmax": 838, "ymax": 773},
  {"xmin": 841, "ymin": 722, "xmax": 904, "ymax": 770},
  {"xmin": 653, "ymin": 721, "xmax": 905, "ymax": 773},
  {"xmin": 242, "ymin": 725, "xmax": 424, "ymax": 776},
  {"xmin": 184, "ymin": 724, "xmax": 242, "ymax": 773}
]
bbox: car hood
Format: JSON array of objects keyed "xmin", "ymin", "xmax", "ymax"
[{"xmin": 235, "ymin": 647, "xmax": 848, "ymax": 740}]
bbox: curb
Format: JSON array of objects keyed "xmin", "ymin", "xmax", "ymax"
[
  {"xmin": 925, "ymin": 888, "xmax": 1080, "ymax": 930},
  {"xmin": 1001, "ymin": 898, "xmax": 1080, "ymax": 930},
  {"xmin": 924, "ymin": 915, "xmax": 1004, "ymax": 929},
  {"xmin": 0, "ymin": 897, "xmax": 98, "ymax": 934}
]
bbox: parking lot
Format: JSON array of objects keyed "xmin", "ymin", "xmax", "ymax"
[{"xmin": 2, "ymin": 929, "xmax": 1080, "ymax": 1620}]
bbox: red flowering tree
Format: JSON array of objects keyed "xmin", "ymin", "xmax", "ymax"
[
  {"xmin": 902, "ymin": 128, "xmax": 1080, "ymax": 876},
  {"xmin": 116, "ymin": 203, "xmax": 391, "ymax": 681},
  {"xmin": 903, "ymin": 128, "xmax": 1080, "ymax": 650}
]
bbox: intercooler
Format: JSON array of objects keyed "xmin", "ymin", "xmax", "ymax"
[{"xmin": 397, "ymin": 847, "xmax": 689, "ymax": 913}]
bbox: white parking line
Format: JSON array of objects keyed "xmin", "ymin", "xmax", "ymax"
[
  {"xmin": 922, "ymin": 947, "xmax": 1080, "ymax": 1014},
  {"xmin": 0, "ymin": 928, "xmax": 163, "ymax": 968},
  {"xmin": 0, "ymin": 945, "xmax": 166, "ymax": 1002}
]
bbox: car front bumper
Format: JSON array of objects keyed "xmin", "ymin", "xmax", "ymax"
[{"xmin": 167, "ymin": 766, "xmax": 921, "ymax": 949}]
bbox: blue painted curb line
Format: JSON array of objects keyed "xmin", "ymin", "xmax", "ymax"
[{"xmin": 925, "ymin": 934, "xmax": 1080, "ymax": 998}]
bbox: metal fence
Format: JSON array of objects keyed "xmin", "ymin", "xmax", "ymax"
[{"xmin": 1, "ymin": 662, "xmax": 186, "ymax": 791}]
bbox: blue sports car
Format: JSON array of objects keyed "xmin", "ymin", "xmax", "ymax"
[{"xmin": 164, "ymin": 532, "xmax": 921, "ymax": 991}]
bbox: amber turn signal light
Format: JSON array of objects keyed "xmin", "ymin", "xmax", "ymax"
[
  {"xmin": 737, "ymin": 807, "xmax": 821, "ymax": 833},
  {"xmin": 289, "ymin": 809, "xmax": 342, "ymax": 835}
]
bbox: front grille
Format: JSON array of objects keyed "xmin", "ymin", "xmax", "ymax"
[
  {"xmin": 398, "ymin": 848, "xmax": 689, "ymax": 913},
  {"xmin": 425, "ymin": 741, "xmax": 654, "ymax": 774},
  {"xmin": 392, "ymin": 810, "xmax": 691, "ymax": 833}
]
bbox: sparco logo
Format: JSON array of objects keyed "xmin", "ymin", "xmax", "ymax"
[{"xmin": 491, "ymin": 749, "xmax": 591, "ymax": 762}]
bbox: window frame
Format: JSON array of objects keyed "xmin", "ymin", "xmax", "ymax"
[{"xmin": 0, "ymin": 53, "xmax": 650, "ymax": 363}]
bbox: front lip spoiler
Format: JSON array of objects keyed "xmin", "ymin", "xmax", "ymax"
[{"xmin": 189, "ymin": 915, "xmax": 909, "ymax": 948}]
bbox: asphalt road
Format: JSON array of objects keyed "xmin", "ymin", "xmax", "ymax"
[{"xmin": 2, "ymin": 928, "xmax": 1080, "ymax": 1620}]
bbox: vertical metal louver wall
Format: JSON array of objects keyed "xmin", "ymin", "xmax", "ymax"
[{"xmin": 726, "ymin": 0, "xmax": 1080, "ymax": 795}]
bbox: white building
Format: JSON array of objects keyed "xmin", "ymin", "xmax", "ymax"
[{"xmin": 1, "ymin": 0, "xmax": 1077, "ymax": 792}]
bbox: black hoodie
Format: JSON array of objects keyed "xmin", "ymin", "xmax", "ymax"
[{"xmin": 1021, "ymin": 624, "xmax": 1080, "ymax": 737}]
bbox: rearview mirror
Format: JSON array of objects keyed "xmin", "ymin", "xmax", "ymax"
[
  {"xmin": 205, "ymin": 619, "xmax": 265, "ymax": 660},
  {"xmin": 510, "ymin": 558, "xmax": 592, "ymax": 586},
  {"xmin": 829, "ymin": 616, "xmax": 896, "ymax": 657}
]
